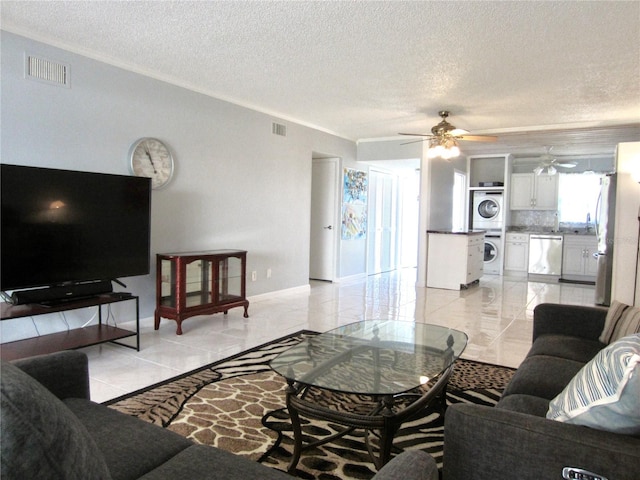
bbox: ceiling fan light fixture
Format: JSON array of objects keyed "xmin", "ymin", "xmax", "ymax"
[
  {"xmin": 533, "ymin": 164, "xmax": 557, "ymax": 176},
  {"xmin": 427, "ymin": 136, "xmax": 460, "ymax": 160}
]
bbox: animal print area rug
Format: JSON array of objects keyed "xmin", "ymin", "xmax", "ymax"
[{"xmin": 106, "ymin": 331, "xmax": 516, "ymax": 480}]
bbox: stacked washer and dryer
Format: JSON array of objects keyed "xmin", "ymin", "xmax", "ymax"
[{"xmin": 472, "ymin": 191, "xmax": 504, "ymax": 274}]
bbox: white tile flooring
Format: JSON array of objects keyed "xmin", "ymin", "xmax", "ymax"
[{"xmin": 83, "ymin": 269, "xmax": 597, "ymax": 403}]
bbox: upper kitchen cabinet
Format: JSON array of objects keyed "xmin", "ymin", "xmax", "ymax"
[
  {"xmin": 510, "ymin": 173, "xmax": 558, "ymax": 210},
  {"xmin": 468, "ymin": 155, "xmax": 513, "ymax": 189}
]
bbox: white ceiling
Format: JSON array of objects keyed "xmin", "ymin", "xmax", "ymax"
[{"xmin": 2, "ymin": 1, "xmax": 639, "ymax": 158}]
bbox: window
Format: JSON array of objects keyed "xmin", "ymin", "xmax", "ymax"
[{"xmin": 558, "ymin": 173, "xmax": 603, "ymax": 223}]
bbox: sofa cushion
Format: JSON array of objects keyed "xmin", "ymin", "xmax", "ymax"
[
  {"xmin": 137, "ymin": 444, "xmax": 291, "ymax": 480},
  {"xmin": 0, "ymin": 361, "xmax": 111, "ymax": 480},
  {"xmin": 65, "ymin": 397, "xmax": 192, "ymax": 480},
  {"xmin": 496, "ymin": 393, "xmax": 550, "ymax": 417},
  {"xmin": 547, "ymin": 334, "xmax": 640, "ymax": 434},
  {"xmin": 599, "ymin": 300, "xmax": 640, "ymax": 344},
  {"xmin": 527, "ymin": 334, "xmax": 604, "ymax": 363},
  {"xmin": 501, "ymin": 355, "xmax": 584, "ymax": 400}
]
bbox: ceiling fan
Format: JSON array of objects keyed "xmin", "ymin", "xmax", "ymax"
[
  {"xmin": 399, "ymin": 111, "xmax": 497, "ymax": 160},
  {"xmin": 533, "ymin": 146, "xmax": 577, "ymax": 175},
  {"xmin": 398, "ymin": 110, "xmax": 498, "ymax": 143}
]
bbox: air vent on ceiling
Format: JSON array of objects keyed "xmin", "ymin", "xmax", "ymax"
[
  {"xmin": 26, "ymin": 54, "xmax": 70, "ymax": 87},
  {"xmin": 272, "ymin": 122, "xmax": 287, "ymax": 137}
]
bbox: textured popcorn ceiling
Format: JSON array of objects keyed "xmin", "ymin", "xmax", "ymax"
[{"xmin": 2, "ymin": 1, "xmax": 639, "ymax": 156}]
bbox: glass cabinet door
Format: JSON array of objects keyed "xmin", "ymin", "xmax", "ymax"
[
  {"xmin": 218, "ymin": 256, "xmax": 242, "ymax": 303},
  {"xmin": 160, "ymin": 258, "xmax": 214, "ymax": 309},
  {"xmin": 185, "ymin": 259, "xmax": 213, "ymax": 307},
  {"xmin": 160, "ymin": 258, "xmax": 177, "ymax": 307}
]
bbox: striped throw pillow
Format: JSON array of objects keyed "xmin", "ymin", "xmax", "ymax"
[
  {"xmin": 547, "ymin": 334, "xmax": 640, "ymax": 434},
  {"xmin": 599, "ymin": 300, "xmax": 640, "ymax": 344}
]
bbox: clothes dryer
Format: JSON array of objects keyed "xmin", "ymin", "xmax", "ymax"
[{"xmin": 473, "ymin": 191, "xmax": 504, "ymax": 230}]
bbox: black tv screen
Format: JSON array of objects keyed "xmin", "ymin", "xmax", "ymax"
[{"xmin": 1, "ymin": 164, "xmax": 151, "ymax": 292}]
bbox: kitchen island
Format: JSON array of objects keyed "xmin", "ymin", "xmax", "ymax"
[{"xmin": 426, "ymin": 230, "xmax": 485, "ymax": 290}]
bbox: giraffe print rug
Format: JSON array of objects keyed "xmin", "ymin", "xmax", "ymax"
[{"xmin": 106, "ymin": 331, "xmax": 515, "ymax": 479}]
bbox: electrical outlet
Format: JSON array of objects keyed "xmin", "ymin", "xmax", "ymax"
[
  {"xmin": 267, "ymin": 268, "xmax": 272, "ymax": 278},
  {"xmin": 251, "ymin": 271, "xmax": 257, "ymax": 281}
]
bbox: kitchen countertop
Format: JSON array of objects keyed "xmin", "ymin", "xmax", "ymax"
[
  {"xmin": 506, "ymin": 227, "xmax": 596, "ymax": 236},
  {"xmin": 427, "ymin": 229, "xmax": 485, "ymax": 236}
]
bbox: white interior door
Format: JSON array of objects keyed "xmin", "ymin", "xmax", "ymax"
[
  {"xmin": 310, "ymin": 158, "xmax": 338, "ymax": 281},
  {"xmin": 368, "ymin": 169, "xmax": 397, "ymax": 274}
]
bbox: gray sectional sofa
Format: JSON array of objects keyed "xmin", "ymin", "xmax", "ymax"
[
  {"xmin": 3, "ymin": 302, "xmax": 638, "ymax": 480},
  {"xmin": 443, "ymin": 303, "xmax": 640, "ymax": 480},
  {"xmin": 1, "ymin": 349, "xmax": 437, "ymax": 480}
]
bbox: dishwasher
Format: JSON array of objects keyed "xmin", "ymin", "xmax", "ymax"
[{"xmin": 528, "ymin": 234, "xmax": 563, "ymax": 275}]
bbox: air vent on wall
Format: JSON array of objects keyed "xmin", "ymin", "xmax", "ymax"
[
  {"xmin": 25, "ymin": 54, "xmax": 70, "ymax": 87},
  {"xmin": 272, "ymin": 122, "xmax": 287, "ymax": 137}
]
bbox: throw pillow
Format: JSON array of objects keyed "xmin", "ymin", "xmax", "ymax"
[
  {"xmin": 546, "ymin": 334, "xmax": 640, "ymax": 434},
  {"xmin": 0, "ymin": 360, "xmax": 112, "ymax": 480},
  {"xmin": 599, "ymin": 300, "xmax": 640, "ymax": 344}
]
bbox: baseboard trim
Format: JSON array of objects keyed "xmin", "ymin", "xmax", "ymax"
[{"xmin": 248, "ymin": 284, "xmax": 311, "ymax": 302}]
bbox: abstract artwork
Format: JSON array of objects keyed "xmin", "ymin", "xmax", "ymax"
[{"xmin": 342, "ymin": 168, "xmax": 367, "ymax": 240}]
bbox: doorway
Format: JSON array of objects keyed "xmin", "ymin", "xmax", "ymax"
[
  {"xmin": 366, "ymin": 164, "xmax": 420, "ymax": 274},
  {"xmin": 309, "ymin": 158, "xmax": 339, "ymax": 281}
]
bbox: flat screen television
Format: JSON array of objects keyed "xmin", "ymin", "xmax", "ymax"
[{"xmin": 1, "ymin": 164, "xmax": 151, "ymax": 302}]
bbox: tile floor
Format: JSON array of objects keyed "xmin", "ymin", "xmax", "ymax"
[{"xmin": 82, "ymin": 268, "xmax": 597, "ymax": 403}]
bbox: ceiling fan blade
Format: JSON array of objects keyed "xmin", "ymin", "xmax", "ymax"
[
  {"xmin": 398, "ymin": 132, "xmax": 431, "ymax": 137},
  {"xmin": 450, "ymin": 128, "xmax": 469, "ymax": 136},
  {"xmin": 557, "ymin": 163, "xmax": 576, "ymax": 168},
  {"xmin": 457, "ymin": 135, "xmax": 498, "ymax": 142},
  {"xmin": 400, "ymin": 138, "xmax": 429, "ymax": 145}
]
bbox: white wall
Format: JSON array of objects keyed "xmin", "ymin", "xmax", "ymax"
[
  {"xmin": 612, "ymin": 141, "xmax": 640, "ymax": 305},
  {"xmin": 0, "ymin": 31, "xmax": 359, "ymax": 334}
]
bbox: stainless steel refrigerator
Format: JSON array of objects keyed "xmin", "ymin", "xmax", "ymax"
[{"xmin": 595, "ymin": 174, "xmax": 617, "ymax": 305}]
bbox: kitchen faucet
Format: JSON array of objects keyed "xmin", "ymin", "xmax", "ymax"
[{"xmin": 586, "ymin": 212, "xmax": 592, "ymax": 232}]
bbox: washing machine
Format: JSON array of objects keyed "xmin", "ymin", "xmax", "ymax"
[
  {"xmin": 473, "ymin": 191, "xmax": 504, "ymax": 230},
  {"xmin": 483, "ymin": 235, "xmax": 503, "ymax": 275}
]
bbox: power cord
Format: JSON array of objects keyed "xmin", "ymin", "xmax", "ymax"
[
  {"xmin": 30, "ymin": 316, "xmax": 41, "ymax": 336},
  {"xmin": 80, "ymin": 308, "xmax": 99, "ymax": 328}
]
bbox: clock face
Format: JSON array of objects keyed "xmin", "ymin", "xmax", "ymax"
[{"xmin": 129, "ymin": 138, "xmax": 174, "ymax": 189}]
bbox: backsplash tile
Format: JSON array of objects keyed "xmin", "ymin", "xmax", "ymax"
[
  {"xmin": 511, "ymin": 210, "xmax": 557, "ymax": 229},
  {"xmin": 510, "ymin": 211, "xmax": 593, "ymax": 233}
]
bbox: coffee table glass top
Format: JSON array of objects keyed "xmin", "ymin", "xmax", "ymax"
[{"xmin": 270, "ymin": 320, "xmax": 467, "ymax": 396}]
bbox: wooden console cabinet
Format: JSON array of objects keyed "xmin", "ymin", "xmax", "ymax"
[
  {"xmin": 0, "ymin": 293, "xmax": 140, "ymax": 361},
  {"xmin": 155, "ymin": 250, "xmax": 249, "ymax": 335}
]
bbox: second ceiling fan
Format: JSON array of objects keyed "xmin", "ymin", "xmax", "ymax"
[{"xmin": 533, "ymin": 146, "xmax": 577, "ymax": 175}]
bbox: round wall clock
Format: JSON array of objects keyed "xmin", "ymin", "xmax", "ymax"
[{"xmin": 128, "ymin": 137, "xmax": 174, "ymax": 189}]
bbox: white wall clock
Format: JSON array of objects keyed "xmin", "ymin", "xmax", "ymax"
[{"xmin": 128, "ymin": 137, "xmax": 174, "ymax": 189}]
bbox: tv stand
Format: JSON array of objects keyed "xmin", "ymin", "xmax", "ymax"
[{"xmin": 0, "ymin": 292, "xmax": 139, "ymax": 361}]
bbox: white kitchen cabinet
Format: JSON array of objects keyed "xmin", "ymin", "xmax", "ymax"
[
  {"xmin": 504, "ymin": 233, "xmax": 529, "ymax": 272},
  {"xmin": 427, "ymin": 232, "xmax": 484, "ymax": 290},
  {"xmin": 562, "ymin": 235, "xmax": 598, "ymax": 281},
  {"xmin": 510, "ymin": 173, "xmax": 558, "ymax": 210}
]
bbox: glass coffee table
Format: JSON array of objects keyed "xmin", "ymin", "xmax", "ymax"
[{"xmin": 269, "ymin": 320, "xmax": 467, "ymax": 471}]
